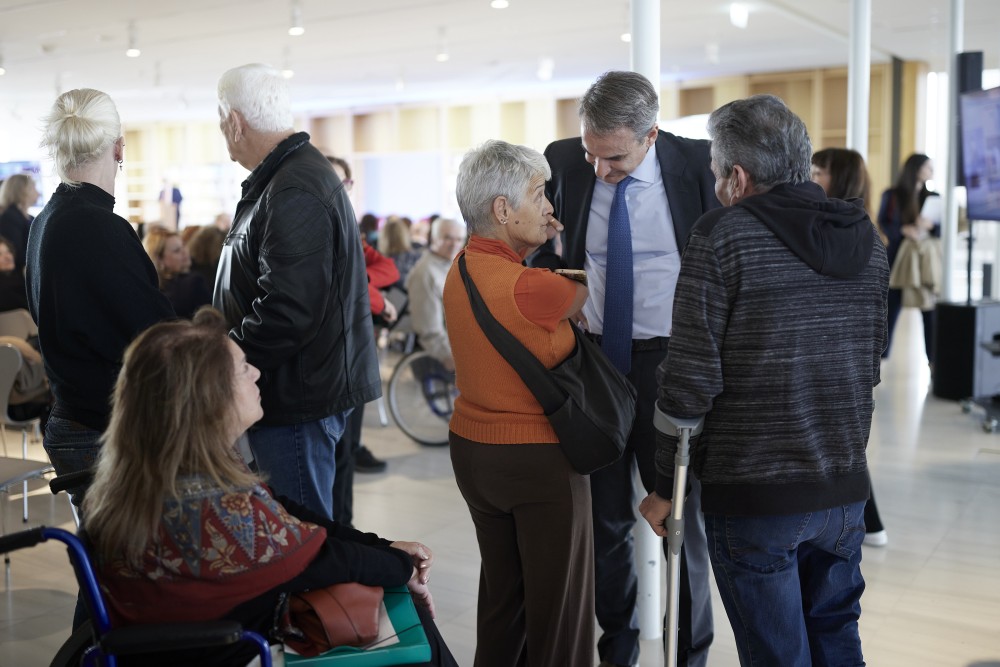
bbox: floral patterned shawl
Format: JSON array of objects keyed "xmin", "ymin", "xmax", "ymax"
[{"xmin": 98, "ymin": 476, "xmax": 326, "ymax": 626}]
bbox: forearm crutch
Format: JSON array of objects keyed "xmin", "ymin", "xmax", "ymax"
[{"xmin": 654, "ymin": 409, "xmax": 705, "ymax": 667}]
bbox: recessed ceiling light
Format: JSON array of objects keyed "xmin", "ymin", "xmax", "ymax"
[
  {"xmin": 491, "ymin": 0, "xmax": 510, "ymax": 8},
  {"xmin": 620, "ymin": 32, "xmax": 632, "ymax": 43}
]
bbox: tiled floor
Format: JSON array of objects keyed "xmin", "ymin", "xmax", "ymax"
[{"xmin": 2, "ymin": 308, "xmax": 1000, "ymax": 666}]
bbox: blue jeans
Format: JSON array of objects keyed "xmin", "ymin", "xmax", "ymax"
[
  {"xmin": 705, "ymin": 502, "xmax": 867, "ymax": 667},
  {"xmin": 43, "ymin": 416, "xmax": 103, "ymax": 508},
  {"xmin": 247, "ymin": 411, "xmax": 350, "ymax": 522}
]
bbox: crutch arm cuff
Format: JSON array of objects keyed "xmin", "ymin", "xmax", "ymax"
[{"xmin": 652, "ymin": 405, "xmax": 705, "ymax": 437}]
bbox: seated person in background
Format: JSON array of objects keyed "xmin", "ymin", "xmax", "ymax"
[
  {"xmin": 1, "ymin": 334, "xmax": 52, "ymax": 423},
  {"xmin": 0, "ymin": 174, "xmax": 40, "ymax": 272},
  {"xmin": 0, "ymin": 236, "xmax": 28, "ymax": 313},
  {"xmin": 142, "ymin": 226, "xmax": 212, "ymax": 318},
  {"xmin": 187, "ymin": 224, "xmax": 227, "ymax": 289},
  {"xmin": 405, "ymin": 218, "xmax": 466, "ymax": 371},
  {"xmin": 83, "ymin": 308, "xmax": 457, "ymax": 667},
  {"xmin": 380, "ymin": 216, "xmax": 423, "ymax": 287}
]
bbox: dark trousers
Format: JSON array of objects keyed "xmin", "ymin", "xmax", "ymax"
[
  {"xmin": 450, "ymin": 434, "xmax": 595, "ymax": 667},
  {"xmin": 864, "ymin": 492, "xmax": 884, "ymax": 533},
  {"xmin": 332, "ymin": 404, "xmax": 365, "ymax": 527},
  {"xmin": 592, "ymin": 346, "xmax": 714, "ymax": 667}
]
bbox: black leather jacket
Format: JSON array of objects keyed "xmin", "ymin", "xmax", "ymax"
[{"xmin": 214, "ymin": 132, "xmax": 381, "ymax": 426}]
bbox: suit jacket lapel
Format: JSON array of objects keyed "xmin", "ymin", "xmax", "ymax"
[{"xmin": 656, "ymin": 131, "xmax": 698, "ymax": 253}]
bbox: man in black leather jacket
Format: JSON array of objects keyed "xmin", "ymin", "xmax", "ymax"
[{"xmin": 213, "ymin": 64, "xmax": 381, "ymax": 520}]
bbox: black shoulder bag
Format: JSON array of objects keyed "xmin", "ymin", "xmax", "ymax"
[{"xmin": 458, "ymin": 254, "xmax": 636, "ymax": 474}]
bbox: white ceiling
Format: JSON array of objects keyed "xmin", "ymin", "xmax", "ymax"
[{"xmin": 0, "ymin": 0, "xmax": 998, "ymax": 124}]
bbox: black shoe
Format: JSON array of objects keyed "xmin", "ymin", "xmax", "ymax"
[{"xmin": 354, "ymin": 445, "xmax": 387, "ymax": 473}]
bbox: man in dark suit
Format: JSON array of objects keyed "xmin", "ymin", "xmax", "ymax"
[{"xmin": 531, "ymin": 71, "xmax": 719, "ymax": 667}]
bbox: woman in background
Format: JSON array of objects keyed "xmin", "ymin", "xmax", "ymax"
[
  {"xmin": 380, "ymin": 216, "xmax": 423, "ymax": 286},
  {"xmin": 877, "ymin": 153, "xmax": 939, "ymax": 361},
  {"xmin": 0, "ymin": 173, "xmax": 40, "ymax": 272},
  {"xmin": 812, "ymin": 147, "xmax": 890, "ymax": 548},
  {"xmin": 186, "ymin": 224, "xmax": 227, "ymax": 290},
  {"xmin": 25, "ymin": 88, "xmax": 174, "ymax": 507},
  {"xmin": 84, "ymin": 308, "xmax": 455, "ymax": 667},
  {"xmin": 444, "ymin": 139, "xmax": 591, "ymax": 667},
  {"xmin": 142, "ymin": 226, "xmax": 211, "ymax": 318}
]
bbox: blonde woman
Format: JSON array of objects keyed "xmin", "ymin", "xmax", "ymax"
[{"xmin": 25, "ymin": 88, "xmax": 173, "ymax": 506}]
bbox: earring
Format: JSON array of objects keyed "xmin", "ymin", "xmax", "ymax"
[
  {"xmin": 500, "ymin": 218, "xmax": 507, "ymax": 225},
  {"xmin": 118, "ymin": 158, "xmax": 123, "ymax": 173}
]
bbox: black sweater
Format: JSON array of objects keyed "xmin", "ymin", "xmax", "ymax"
[
  {"xmin": 25, "ymin": 183, "xmax": 174, "ymax": 431},
  {"xmin": 655, "ymin": 182, "xmax": 889, "ymax": 516}
]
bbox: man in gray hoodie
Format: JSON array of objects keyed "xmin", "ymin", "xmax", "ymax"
[{"xmin": 640, "ymin": 95, "xmax": 888, "ymax": 667}]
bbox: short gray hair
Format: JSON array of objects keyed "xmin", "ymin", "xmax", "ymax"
[
  {"xmin": 579, "ymin": 71, "xmax": 659, "ymax": 141},
  {"xmin": 707, "ymin": 95, "xmax": 812, "ymax": 190},
  {"xmin": 217, "ymin": 64, "xmax": 293, "ymax": 132},
  {"xmin": 40, "ymin": 88, "xmax": 121, "ymax": 186},
  {"xmin": 456, "ymin": 140, "xmax": 551, "ymax": 236}
]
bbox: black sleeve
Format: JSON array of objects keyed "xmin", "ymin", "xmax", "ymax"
[{"xmin": 275, "ymin": 491, "xmax": 392, "ymax": 547}]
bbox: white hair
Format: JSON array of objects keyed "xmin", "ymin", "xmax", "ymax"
[
  {"xmin": 217, "ymin": 64, "xmax": 293, "ymax": 132},
  {"xmin": 430, "ymin": 217, "xmax": 465, "ymax": 243},
  {"xmin": 40, "ymin": 89, "xmax": 121, "ymax": 186},
  {"xmin": 456, "ymin": 140, "xmax": 551, "ymax": 236}
]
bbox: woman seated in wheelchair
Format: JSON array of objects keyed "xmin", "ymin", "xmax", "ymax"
[{"xmin": 82, "ymin": 307, "xmax": 456, "ymax": 666}]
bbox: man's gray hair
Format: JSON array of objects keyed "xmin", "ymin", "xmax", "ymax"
[
  {"xmin": 430, "ymin": 217, "xmax": 465, "ymax": 243},
  {"xmin": 456, "ymin": 140, "xmax": 551, "ymax": 236},
  {"xmin": 218, "ymin": 64, "xmax": 293, "ymax": 132},
  {"xmin": 579, "ymin": 71, "xmax": 659, "ymax": 141},
  {"xmin": 707, "ymin": 95, "xmax": 812, "ymax": 190}
]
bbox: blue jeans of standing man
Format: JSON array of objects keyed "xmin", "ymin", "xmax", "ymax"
[
  {"xmin": 247, "ymin": 411, "xmax": 350, "ymax": 522},
  {"xmin": 705, "ymin": 501, "xmax": 867, "ymax": 667}
]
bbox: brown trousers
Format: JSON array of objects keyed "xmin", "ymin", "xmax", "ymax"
[{"xmin": 450, "ymin": 433, "xmax": 595, "ymax": 667}]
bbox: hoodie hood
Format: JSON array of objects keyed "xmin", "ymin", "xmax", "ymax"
[{"xmin": 737, "ymin": 181, "xmax": 875, "ymax": 278}]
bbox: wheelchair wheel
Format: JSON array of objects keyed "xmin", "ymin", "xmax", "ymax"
[
  {"xmin": 49, "ymin": 619, "xmax": 93, "ymax": 667},
  {"xmin": 388, "ymin": 350, "xmax": 456, "ymax": 447}
]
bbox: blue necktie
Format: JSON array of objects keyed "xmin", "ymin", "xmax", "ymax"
[{"xmin": 602, "ymin": 175, "xmax": 634, "ymax": 375}]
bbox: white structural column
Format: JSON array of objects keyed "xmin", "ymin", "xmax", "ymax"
[
  {"xmin": 630, "ymin": 0, "xmax": 663, "ymax": 643},
  {"xmin": 847, "ymin": 0, "xmax": 872, "ymax": 158},
  {"xmin": 942, "ymin": 0, "xmax": 965, "ymax": 300}
]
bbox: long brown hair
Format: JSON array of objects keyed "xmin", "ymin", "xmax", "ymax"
[
  {"xmin": 811, "ymin": 148, "xmax": 871, "ymax": 207},
  {"xmin": 893, "ymin": 153, "xmax": 932, "ymax": 225},
  {"xmin": 84, "ymin": 308, "xmax": 257, "ymax": 564}
]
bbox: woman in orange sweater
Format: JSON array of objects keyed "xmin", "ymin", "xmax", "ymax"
[{"xmin": 443, "ymin": 140, "xmax": 591, "ymax": 667}]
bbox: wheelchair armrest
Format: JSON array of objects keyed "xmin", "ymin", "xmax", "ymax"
[
  {"xmin": 100, "ymin": 620, "xmax": 245, "ymax": 654},
  {"xmin": 0, "ymin": 526, "xmax": 46, "ymax": 553},
  {"xmin": 48, "ymin": 469, "xmax": 95, "ymax": 495}
]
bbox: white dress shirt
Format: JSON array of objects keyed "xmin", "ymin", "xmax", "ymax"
[{"xmin": 582, "ymin": 143, "xmax": 681, "ymax": 339}]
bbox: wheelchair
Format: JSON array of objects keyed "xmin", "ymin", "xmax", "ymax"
[
  {"xmin": 0, "ymin": 525, "xmax": 272, "ymax": 667},
  {"xmin": 386, "ymin": 350, "xmax": 456, "ymax": 447}
]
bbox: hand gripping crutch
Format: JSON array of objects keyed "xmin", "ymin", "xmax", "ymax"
[{"xmin": 653, "ymin": 408, "xmax": 705, "ymax": 667}]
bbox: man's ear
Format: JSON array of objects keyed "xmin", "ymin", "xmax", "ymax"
[
  {"xmin": 229, "ymin": 110, "xmax": 246, "ymax": 142},
  {"xmin": 730, "ymin": 164, "xmax": 753, "ymax": 203},
  {"xmin": 645, "ymin": 124, "xmax": 659, "ymax": 148}
]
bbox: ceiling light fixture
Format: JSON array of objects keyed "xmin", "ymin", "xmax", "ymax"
[
  {"xmin": 289, "ymin": 1, "xmax": 305, "ymax": 36},
  {"xmin": 281, "ymin": 46, "xmax": 294, "ymax": 78},
  {"xmin": 490, "ymin": 0, "xmax": 509, "ymax": 8},
  {"xmin": 620, "ymin": 32, "xmax": 632, "ymax": 43},
  {"xmin": 729, "ymin": 3, "xmax": 749, "ymax": 29},
  {"xmin": 536, "ymin": 57, "xmax": 554, "ymax": 81},
  {"xmin": 0, "ymin": 55, "xmax": 6, "ymax": 76},
  {"xmin": 435, "ymin": 27, "xmax": 449, "ymax": 62},
  {"xmin": 125, "ymin": 20, "xmax": 141, "ymax": 58}
]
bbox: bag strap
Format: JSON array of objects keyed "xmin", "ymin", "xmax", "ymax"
[{"xmin": 458, "ymin": 253, "xmax": 566, "ymax": 413}]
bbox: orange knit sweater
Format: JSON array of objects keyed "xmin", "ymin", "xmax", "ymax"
[{"xmin": 443, "ymin": 239, "xmax": 575, "ymax": 444}]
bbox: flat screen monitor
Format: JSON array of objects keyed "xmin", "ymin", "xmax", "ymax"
[{"xmin": 960, "ymin": 85, "xmax": 1000, "ymax": 221}]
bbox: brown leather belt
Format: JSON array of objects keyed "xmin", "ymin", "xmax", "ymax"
[{"xmin": 584, "ymin": 332, "xmax": 670, "ymax": 352}]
